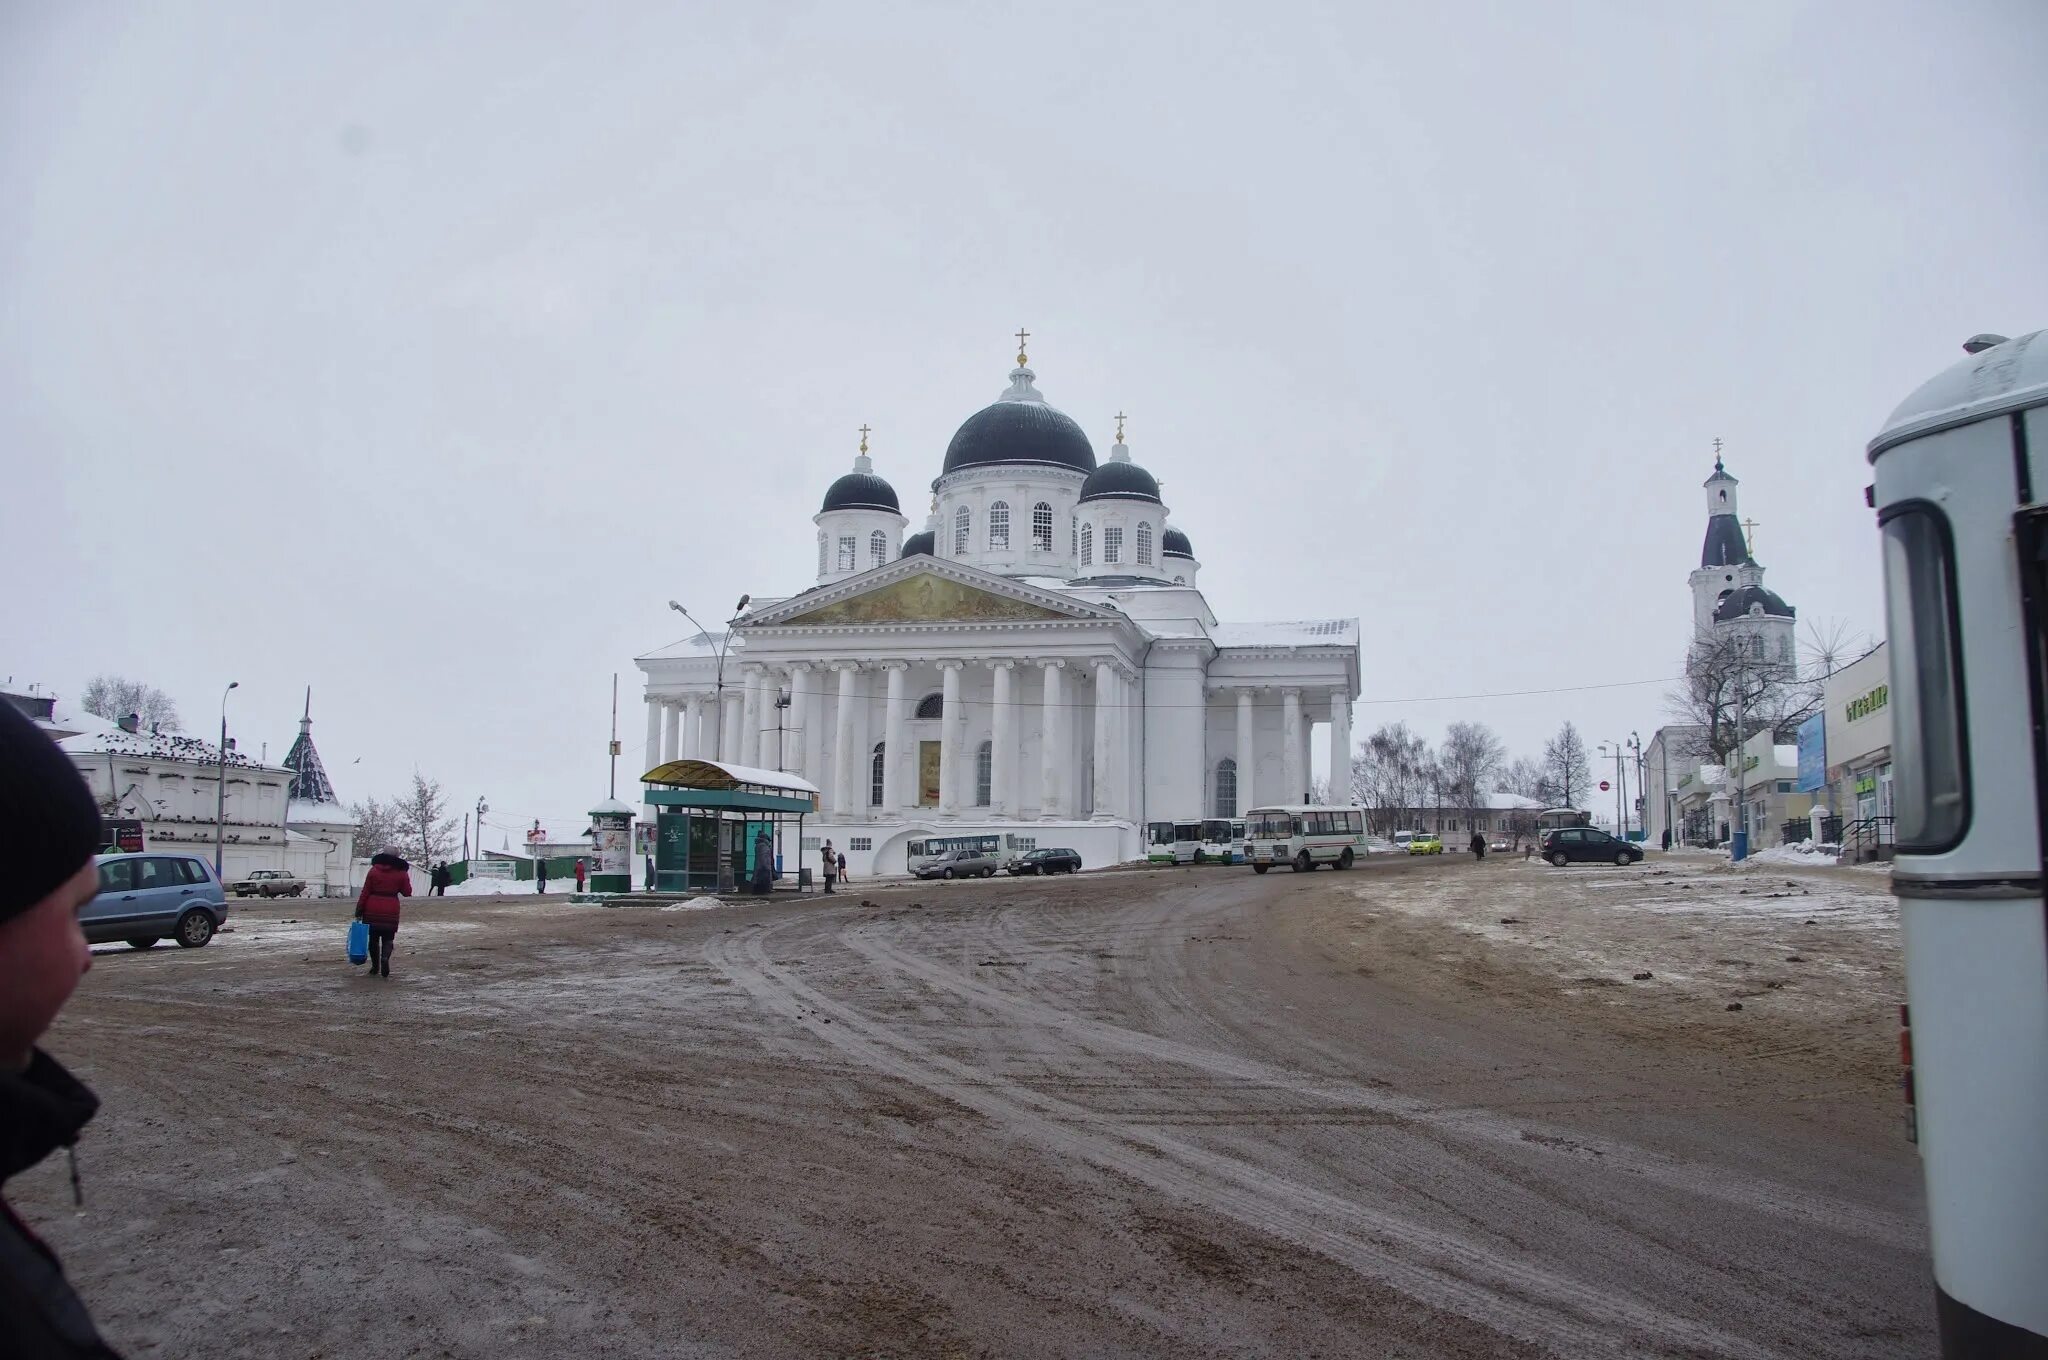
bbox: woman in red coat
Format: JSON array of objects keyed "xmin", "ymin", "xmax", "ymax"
[{"xmin": 355, "ymin": 852, "xmax": 412, "ymax": 978}]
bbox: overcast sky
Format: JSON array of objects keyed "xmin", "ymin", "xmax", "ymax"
[{"xmin": 5, "ymin": 1, "xmax": 2044, "ymax": 841}]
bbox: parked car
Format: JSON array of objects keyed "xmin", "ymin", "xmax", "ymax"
[
  {"xmin": 87, "ymin": 852, "xmax": 230, "ymax": 949},
  {"xmin": 1009, "ymin": 848, "xmax": 1082, "ymax": 875},
  {"xmin": 915, "ymin": 847, "xmax": 1000, "ymax": 879},
  {"xmin": 1407, "ymin": 832, "xmax": 1443, "ymax": 855},
  {"xmin": 1541, "ymin": 827, "xmax": 1645, "ymax": 867},
  {"xmin": 228, "ymin": 867, "xmax": 306, "ymax": 898}
]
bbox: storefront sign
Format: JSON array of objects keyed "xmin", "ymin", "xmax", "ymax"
[{"xmin": 1845, "ymin": 684, "xmax": 1889, "ymax": 723}]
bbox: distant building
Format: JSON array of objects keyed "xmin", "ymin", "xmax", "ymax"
[
  {"xmin": 280, "ymin": 690, "xmax": 356, "ymax": 893},
  {"xmin": 1370, "ymin": 791, "xmax": 1547, "ymax": 841},
  {"xmin": 1820, "ymin": 642, "xmax": 1894, "ymax": 859}
]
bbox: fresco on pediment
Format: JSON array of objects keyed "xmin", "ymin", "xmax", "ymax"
[{"xmin": 782, "ymin": 572, "xmax": 1069, "ymax": 625}]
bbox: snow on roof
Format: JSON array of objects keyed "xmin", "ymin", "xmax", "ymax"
[
  {"xmin": 643, "ymin": 758, "xmax": 821, "ymax": 796},
  {"xmin": 1211, "ymin": 619, "xmax": 1358, "ymax": 649},
  {"xmin": 640, "ymin": 630, "xmax": 733, "ymax": 661},
  {"xmin": 60, "ymin": 728, "xmax": 276, "ymax": 770},
  {"xmin": 288, "ymin": 799, "xmax": 355, "ymax": 826}
]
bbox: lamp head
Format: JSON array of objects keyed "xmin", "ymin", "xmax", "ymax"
[
  {"xmin": 668, "ymin": 600, "xmax": 684, "ymax": 613},
  {"xmin": 734, "ymin": 594, "xmax": 751, "ymax": 612}
]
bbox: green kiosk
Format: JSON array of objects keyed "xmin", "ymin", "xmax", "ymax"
[{"xmin": 640, "ymin": 759, "xmax": 821, "ymax": 894}]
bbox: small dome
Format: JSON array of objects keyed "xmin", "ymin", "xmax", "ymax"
[
  {"xmin": 943, "ymin": 401, "xmax": 1096, "ymax": 476},
  {"xmin": 821, "ymin": 469, "xmax": 900, "ymax": 514},
  {"xmin": 1714, "ymin": 584, "xmax": 1795, "ymax": 622},
  {"xmin": 1701, "ymin": 514, "xmax": 1751, "ymax": 568},
  {"xmin": 1161, "ymin": 527, "xmax": 1194, "ymax": 558},
  {"xmin": 900, "ymin": 530, "xmax": 935, "ymax": 558},
  {"xmin": 1077, "ymin": 460, "xmax": 1161, "ymax": 505}
]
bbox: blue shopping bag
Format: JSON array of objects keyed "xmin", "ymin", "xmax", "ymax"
[{"xmin": 347, "ymin": 919, "xmax": 369, "ymax": 965}]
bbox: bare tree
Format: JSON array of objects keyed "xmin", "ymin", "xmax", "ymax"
[
  {"xmin": 1542, "ymin": 722, "xmax": 1593, "ymax": 809},
  {"xmin": 348, "ymin": 796, "xmax": 404, "ymax": 858},
  {"xmin": 1668, "ymin": 632, "xmax": 1817, "ymax": 764},
  {"xmin": 1497, "ymin": 755, "xmax": 1548, "ymax": 801},
  {"xmin": 391, "ymin": 773, "xmax": 457, "ymax": 867},
  {"xmin": 1438, "ymin": 721, "xmax": 1506, "ymax": 821},
  {"xmin": 81, "ymin": 674, "xmax": 181, "ymax": 732},
  {"xmin": 1352, "ymin": 722, "xmax": 1432, "ymax": 835},
  {"xmin": 1306, "ymin": 776, "xmax": 1330, "ymax": 805}
]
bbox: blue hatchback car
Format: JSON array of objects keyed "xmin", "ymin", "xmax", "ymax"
[{"xmin": 87, "ymin": 852, "xmax": 230, "ymax": 949}]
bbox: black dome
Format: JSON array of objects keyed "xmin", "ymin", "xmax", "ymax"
[
  {"xmin": 821, "ymin": 470, "xmax": 900, "ymax": 514},
  {"xmin": 942, "ymin": 402, "xmax": 1096, "ymax": 476},
  {"xmin": 900, "ymin": 530, "xmax": 935, "ymax": 558},
  {"xmin": 1077, "ymin": 460, "xmax": 1161, "ymax": 505},
  {"xmin": 1161, "ymin": 526, "xmax": 1193, "ymax": 558},
  {"xmin": 1701, "ymin": 514, "xmax": 1752, "ymax": 568},
  {"xmin": 1714, "ymin": 583, "xmax": 1795, "ymax": 621}
]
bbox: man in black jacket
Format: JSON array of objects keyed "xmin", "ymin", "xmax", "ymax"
[{"xmin": 0, "ymin": 701, "xmax": 126, "ymax": 1357}]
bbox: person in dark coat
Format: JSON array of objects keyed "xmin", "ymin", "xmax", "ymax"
[
  {"xmin": 0, "ymin": 699, "xmax": 129, "ymax": 1357},
  {"xmin": 1470, "ymin": 831, "xmax": 1486, "ymax": 859},
  {"xmin": 535, "ymin": 857, "xmax": 548, "ymax": 894},
  {"xmin": 429, "ymin": 862, "xmax": 450, "ymax": 896},
  {"xmin": 750, "ymin": 831, "xmax": 773, "ymax": 896},
  {"xmin": 355, "ymin": 852, "xmax": 412, "ymax": 979}
]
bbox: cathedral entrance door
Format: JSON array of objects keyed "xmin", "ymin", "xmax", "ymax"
[{"xmin": 918, "ymin": 741, "xmax": 941, "ymax": 807}]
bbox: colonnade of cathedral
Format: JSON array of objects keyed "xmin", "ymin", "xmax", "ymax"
[{"xmin": 646, "ymin": 656, "xmax": 1354, "ymax": 824}]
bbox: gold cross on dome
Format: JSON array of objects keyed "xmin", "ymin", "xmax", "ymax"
[
  {"xmin": 1014, "ymin": 327, "xmax": 1030, "ymax": 365},
  {"xmin": 858, "ymin": 423, "xmax": 871, "ymax": 453},
  {"xmin": 1741, "ymin": 517, "xmax": 1759, "ymax": 554},
  {"xmin": 1713, "ymin": 436, "xmax": 1724, "ymax": 456},
  {"xmin": 1114, "ymin": 411, "xmax": 1127, "ymax": 443}
]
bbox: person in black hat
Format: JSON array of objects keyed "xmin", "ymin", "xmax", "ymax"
[{"xmin": 0, "ymin": 700, "xmax": 128, "ymax": 1357}]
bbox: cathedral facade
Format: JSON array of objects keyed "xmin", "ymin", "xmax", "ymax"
[{"xmin": 634, "ymin": 344, "xmax": 1360, "ymax": 876}]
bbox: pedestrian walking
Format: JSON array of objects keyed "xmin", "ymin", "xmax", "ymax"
[
  {"xmin": 836, "ymin": 850, "xmax": 848, "ymax": 882},
  {"xmin": 355, "ymin": 852, "xmax": 412, "ymax": 979},
  {"xmin": 751, "ymin": 830, "xmax": 773, "ymax": 896},
  {"xmin": 1470, "ymin": 831, "xmax": 1486, "ymax": 860},
  {"xmin": 821, "ymin": 840, "xmax": 836, "ymax": 894},
  {"xmin": 429, "ymin": 861, "xmax": 450, "ymax": 896},
  {"xmin": 0, "ymin": 700, "xmax": 130, "ymax": 1357},
  {"xmin": 536, "ymin": 858, "xmax": 548, "ymax": 894},
  {"xmin": 645, "ymin": 854, "xmax": 655, "ymax": 889},
  {"xmin": 574, "ymin": 858, "xmax": 587, "ymax": 893}
]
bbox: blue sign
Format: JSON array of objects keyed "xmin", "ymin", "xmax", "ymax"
[{"xmin": 1796, "ymin": 712, "xmax": 1827, "ymax": 792}]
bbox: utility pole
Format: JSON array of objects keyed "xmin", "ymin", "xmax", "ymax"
[
  {"xmin": 212, "ymin": 681, "xmax": 239, "ymax": 877},
  {"xmin": 608, "ymin": 672, "xmax": 620, "ymax": 800},
  {"xmin": 1731, "ymin": 659, "xmax": 1750, "ymax": 861}
]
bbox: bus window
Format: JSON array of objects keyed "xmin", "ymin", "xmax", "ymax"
[{"xmin": 1882, "ymin": 504, "xmax": 1970, "ymax": 851}]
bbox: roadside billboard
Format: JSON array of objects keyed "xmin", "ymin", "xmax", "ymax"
[{"xmin": 1796, "ymin": 711, "xmax": 1827, "ymax": 793}]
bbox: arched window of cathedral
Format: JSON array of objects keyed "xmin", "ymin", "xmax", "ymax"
[
  {"xmin": 837, "ymin": 536, "xmax": 856, "ymax": 571},
  {"xmin": 953, "ymin": 507, "xmax": 970, "ymax": 556},
  {"xmin": 1032, "ymin": 502, "xmax": 1054, "ymax": 550},
  {"xmin": 869, "ymin": 531, "xmax": 887, "ymax": 569},
  {"xmin": 1103, "ymin": 525, "xmax": 1122, "ymax": 564},
  {"xmin": 870, "ymin": 742, "xmax": 886, "ymax": 807},
  {"xmin": 817, "ymin": 533, "xmax": 827, "ymax": 576},
  {"xmin": 1079, "ymin": 523, "xmax": 1093, "ymax": 566},
  {"xmin": 1174, "ymin": 575, "xmax": 1185, "ymax": 585},
  {"xmin": 1779, "ymin": 634, "xmax": 1793, "ymax": 663},
  {"xmin": 975, "ymin": 740, "xmax": 993, "ymax": 807},
  {"xmin": 1136, "ymin": 522, "xmax": 1154, "ymax": 566},
  {"xmin": 988, "ymin": 502, "xmax": 1009, "ymax": 551},
  {"xmin": 1214, "ymin": 758, "xmax": 1237, "ymax": 818},
  {"xmin": 915, "ymin": 693, "xmax": 944, "ymax": 720}
]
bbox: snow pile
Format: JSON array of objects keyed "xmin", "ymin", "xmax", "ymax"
[
  {"xmin": 659, "ymin": 896, "xmax": 730, "ymax": 912},
  {"xmin": 1743, "ymin": 843, "xmax": 1840, "ymax": 867},
  {"xmin": 444, "ymin": 875, "xmax": 535, "ymax": 897}
]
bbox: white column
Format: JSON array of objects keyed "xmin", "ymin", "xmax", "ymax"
[
  {"xmin": 834, "ymin": 664, "xmax": 858, "ymax": 817},
  {"xmin": 883, "ymin": 663, "xmax": 907, "ymax": 811},
  {"xmin": 1329, "ymin": 690, "xmax": 1353, "ymax": 807},
  {"xmin": 646, "ymin": 699, "xmax": 666, "ymax": 774},
  {"xmin": 721, "ymin": 688, "xmax": 741, "ymax": 762},
  {"xmin": 786, "ymin": 666, "xmax": 809, "ymax": 777},
  {"xmin": 1040, "ymin": 661, "xmax": 1065, "ymax": 819},
  {"xmin": 738, "ymin": 668, "xmax": 760, "ymax": 768},
  {"xmin": 939, "ymin": 662, "xmax": 963, "ymax": 815},
  {"xmin": 990, "ymin": 661, "xmax": 1015, "ymax": 816},
  {"xmin": 1282, "ymin": 687, "xmax": 1303, "ymax": 805},
  {"xmin": 684, "ymin": 697, "xmax": 704, "ymax": 760},
  {"xmin": 1093, "ymin": 659, "xmax": 1115, "ymax": 819},
  {"xmin": 1235, "ymin": 688, "xmax": 1256, "ymax": 815}
]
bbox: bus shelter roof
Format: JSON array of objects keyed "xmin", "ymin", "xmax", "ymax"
[{"xmin": 641, "ymin": 759, "xmax": 819, "ymax": 814}]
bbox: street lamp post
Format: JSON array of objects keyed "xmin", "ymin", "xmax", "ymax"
[
  {"xmin": 1627, "ymin": 731, "xmax": 1646, "ymax": 844},
  {"xmin": 213, "ymin": 681, "xmax": 239, "ymax": 877},
  {"xmin": 669, "ymin": 594, "xmax": 752, "ymax": 759},
  {"xmin": 1598, "ymin": 740, "xmax": 1627, "ymax": 840},
  {"xmin": 474, "ymin": 796, "xmax": 489, "ymax": 863}
]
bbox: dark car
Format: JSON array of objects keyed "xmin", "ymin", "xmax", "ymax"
[
  {"xmin": 1009, "ymin": 847, "xmax": 1082, "ymax": 876},
  {"xmin": 1541, "ymin": 827, "xmax": 1645, "ymax": 867}
]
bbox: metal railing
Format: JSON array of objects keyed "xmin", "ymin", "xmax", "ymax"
[{"xmin": 1842, "ymin": 815, "xmax": 1895, "ymax": 863}]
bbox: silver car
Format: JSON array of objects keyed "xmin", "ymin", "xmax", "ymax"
[
  {"xmin": 915, "ymin": 847, "xmax": 1000, "ymax": 879},
  {"xmin": 87, "ymin": 852, "xmax": 230, "ymax": 949}
]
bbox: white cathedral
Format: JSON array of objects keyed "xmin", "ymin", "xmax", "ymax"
[{"xmin": 634, "ymin": 340, "xmax": 1361, "ymax": 875}]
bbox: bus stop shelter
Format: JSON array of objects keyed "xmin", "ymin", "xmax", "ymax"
[{"xmin": 640, "ymin": 759, "xmax": 820, "ymax": 894}]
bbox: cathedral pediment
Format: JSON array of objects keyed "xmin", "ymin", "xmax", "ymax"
[
  {"xmin": 744, "ymin": 558, "xmax": 1115, "ymax": 630},
  {"xmin": 776, "ymin": 570, "xmax": 1071, "ymax": 626}
]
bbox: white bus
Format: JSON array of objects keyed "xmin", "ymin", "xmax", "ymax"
[
  {"xmin": 1198, "ymin": 818, "xmax": 1246, "ymax": 864},
  {"xmin": 906, "ymin": 833, "xmax": 1038, "ymax": 875},
  {"xmin": 1244, "ymin": 805, "xmax": 1368, "ymax": 873},
  {"xmin": 1146, "ymin": 820, "xmax": 1203, "ymax": 864},
  {"xmin": 1871, "ymin": 329, "xmax": 2048, "ymax": 1352}
]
